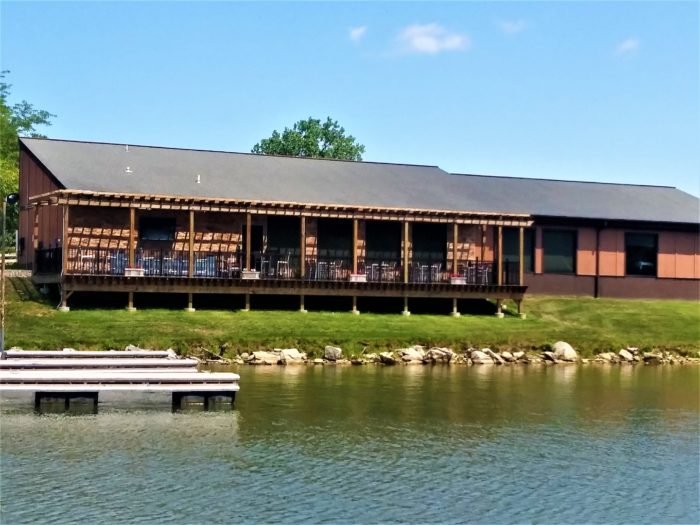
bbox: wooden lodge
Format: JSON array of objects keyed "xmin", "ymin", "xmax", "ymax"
[{"xmin": 17, "ymin": 138, "xmax": 700, "ymax": 313}]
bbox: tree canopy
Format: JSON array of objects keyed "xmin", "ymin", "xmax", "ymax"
[
  {"xmin": 252, "ymin": 117, "xmax": 365, "ymax": 161},
  {"xmin": 1, "ymin": 71, "xmax": 55, "ymax": 240}
]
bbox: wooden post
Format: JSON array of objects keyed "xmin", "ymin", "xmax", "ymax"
[
  {"xmin": 452, "ymin": 222, "xmax": 459, "ymax": 275},
  {"xmin": 403, "ymin": 221, "xmax": 409, "ymax": 284},
  {"xmin": 352, "ymin": 218, "xmax": 358, "ymax": 274},
  {"xmin": 127, "ymin": 291, "xmax": 135, "ymax": 311},
  {"xmin": 451, "ymin": 297, "xmax": 460, "ymax": 317},
  {"xmin": 32, "ymin": 205, "xmax": 39, "ymax": 250},
  {"xmin": 185, "ymin": 292, "xmax": 195, "ymax": 312},
  {"xmin": 62, "ymin": 206, "xmax": 69, "ymax": 275},
  {"xmin": 495, "ymin": 299, "xmax": 504, "ymax": 318},
  {"xmin": 128, "ymin": 207, "xmax": 135, "ymax": 267},
  {"xmin": 401, "ymin": 295, "xmax": 410, "ymax": 316},
  {"xmin": 245, "ymin": 212, "xmax": 252, "ymax": 271},
  {"xmin": 480, "ymin": 225, "xmax": 486, "ymax": 262},
  {"xmin": 351, "ymin": 295, "xmax": 359, "ymax": 315},
  {"xmin": 188, "ymin": 210, "xmax": 195, "ymax": 277},
  {"xmin": 299, "ymin": 294, "xmax": 307, "ymax": 313},
  {"xmin": 519, "ymin": 226, "xmax": 525, "ymax": 286},
  {"xmin": 243, "ymin": 293, "xmax": 250, "ymax": 312},
  {"xmin": 300, "ymin": 215, "xmax": 306, "ymax": 278},
  {"xmin": 497, "ymin": 226, "xmax": 503, "ymax": 286}
]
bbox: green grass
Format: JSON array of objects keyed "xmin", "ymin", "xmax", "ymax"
[{"xmin": 5, "ymin": 277, "xmax": 700, "ymax": 357}]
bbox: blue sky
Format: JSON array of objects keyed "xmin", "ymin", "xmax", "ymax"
[{"xmin": 2, "ymin": 1, "xmax": 698, "ymax": 196}]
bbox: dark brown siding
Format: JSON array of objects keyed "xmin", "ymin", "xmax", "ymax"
[
  {"xmin": 599, "ymin": 276, "xmax": 700, "ymax": 300},
  {"xmin": 18, "ymin": 148, "xmax": 64, "ymax": 268},
  {"xmin": 525, "ymin": 273, "xmax": 596, "ymax": 296}
]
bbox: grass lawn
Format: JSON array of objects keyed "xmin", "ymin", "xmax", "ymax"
[{"xmin": 5, "ymin": 277, "xmax": 699, "ymax": 357}]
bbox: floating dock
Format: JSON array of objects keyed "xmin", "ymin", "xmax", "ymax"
[{"xmin": 0, "ymin": 349, "xmax": 240, "ymax": 413}]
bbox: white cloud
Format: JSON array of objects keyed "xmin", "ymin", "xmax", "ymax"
[
  {"xmin": 497, "ymin": 19, "xmax": 527, "ymax": 35},
  {"xmin": 615, "ymin": 37, "xmax": 640, "ymax": 55},
  {"xmin": 396, "ymin": 23, "xmax": 469, "ymax": 55},
  {"xmin": 349, "ymin": 26, "xmax": 367, "ymax": 42}
]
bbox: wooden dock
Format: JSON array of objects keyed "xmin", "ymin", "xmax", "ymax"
[{"xmin": 0, "ymin": 350, "xmax": 240, "ymax": 413}]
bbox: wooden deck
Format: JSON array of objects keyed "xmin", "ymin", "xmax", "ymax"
[{"xmin": 62, "ymin": 274, "xmax": 527, "ymax": 301}]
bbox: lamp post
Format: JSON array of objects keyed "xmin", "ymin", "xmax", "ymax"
[{"xmin": 1, "ymin": 192, "xmax": 20, "ymax": 359}]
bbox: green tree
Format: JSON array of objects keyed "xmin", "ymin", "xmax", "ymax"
[
  {"xmin": 1, "ymin": 71, "xmax": 55, "ymax": 242},
  {"xmin": 252, "ymin": 117, "xmax": 365, "ymax": 161}
]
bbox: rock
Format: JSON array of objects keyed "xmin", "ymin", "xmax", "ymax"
[
  {"xmin": 425, "ymin": 347, "xmax": 454, "ymax": 363},
  {"xmin": 643, "ymin": 352, "xmax": 663, "ymax": 364},
  {"xmin": 350, "ymin": 358, "xmax": 365, "ymax": 365},
  {"xmin": 618, "ymin": 349, "xmax": 634, "ymax": 362},
  {"xmin": 313, "ymin": 358, "xmax": 325, "ymax": 365},
  {"xmin": 324, "ymin": 346, "xmax": 343, "ymax": 361},
  {"xmin": 453, "ymin": 355, "xmax": 466, "ymax": 364},
  {"xmin": 552, "ymin": 341, "xmax": 578, "ymax": 362},
  {"xmin": 379, "ymin": 352, "xmax": 397, "ymax": 365},
  {"xmin": 500, "ymin": 351, "xmax": 515, "ymax": 363},
  {"xmin": 232, "ymin": 357, "xmax": 244, "ymax": 365},
  {"xmin": 470, "ymin": 350, "xmax": 494, "ymax": 364},
  {"xmin": 596, "ymin": 352, "xmax": 614, "ymax": 362},
  {"xmin": 364, "ymin": 353, "xmax": 379, "ymax": 363},
  {"xmin": 240, "ymin": 352, "xmax": 250, "ymax": 361},
  {"xmin": 124, "ymin": 344, "xmax": 144, "ymax": 352},
  {"xmin": 513, "ymin": 351, "xmax": 525, "ymax": 360},
  {"xmin": 483, "ymin": 348, "xmax": 505, "ymax": 365},
  {"xmin": 249, "ymin": 351, "xmax": 281, "ymax": 365},
  {"xmin": 542, "ymin": 351, "xmax": 558, "ymax": 362},
  {"xmin": 399, "ymin": 347, "xmax": 425, "ymax": 363},
  {"xmin": 277, "ymin": 348, "xmax": 306, "ymax": 364}
]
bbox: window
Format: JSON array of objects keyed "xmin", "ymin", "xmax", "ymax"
[
  {"xmin": 543, "ymin": 229, "xmax": 576, "ymax": 274},
  {"xmin": 625, "ymin": 233, "xmax": 657, "ymax": 276},
  {"xmin": 139, "ymin": 217, "xmax": 175, "ymax": 241},
  {"xmin": 268, "ymin": 216, "xmax": 300, "ymax": 255},
  {"xmin": 503, "ymin": 228, "xmax": 535, "ymax": 273}
]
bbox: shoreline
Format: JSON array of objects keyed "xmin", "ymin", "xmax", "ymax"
[{"xmin": 201, "ymin": 344, "xmax": 700, "ymax": 367}]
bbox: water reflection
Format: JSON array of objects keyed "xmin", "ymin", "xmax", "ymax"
[{"xmin": 1, "ymin": 366, "xmax": 698, "ymax": 524}]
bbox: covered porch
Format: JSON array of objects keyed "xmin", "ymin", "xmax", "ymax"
[{"xmin": 29, "ymin": 189, "xmax": 532, "ymax": 315}]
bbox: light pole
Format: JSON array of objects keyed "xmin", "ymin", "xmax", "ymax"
[{"xmin": 1, "ymin": 192, "xmax": 20, "ymax": 359}]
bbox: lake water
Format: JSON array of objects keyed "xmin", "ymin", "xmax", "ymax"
[{"xmin": 1, "ymin": 365, "xmax": 698, "ymax": 524}]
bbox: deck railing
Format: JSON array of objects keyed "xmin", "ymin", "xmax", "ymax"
[{"xmin": 61, "ymin": 248, "xmax": 521, "ymax": 286}]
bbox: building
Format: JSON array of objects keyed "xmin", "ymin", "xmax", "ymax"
[{"xmin": 17, "ymin": 138, "xmax": 700, "ymax": 313}]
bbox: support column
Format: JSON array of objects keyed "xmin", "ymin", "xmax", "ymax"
[
  {"xmin": 352, "ymin": 218, "xmax": 358, "ymax": 274},
  {"xmin": 245, "ymin": 212, "xmax": 252, "ymax": 271},
  {"xmin": 351, "ymin": 295, "xmax": 359, "ymax": 315},
  {"xmin": 185, "ymin": 292, "xmax": 195, "ymax": 312},
  {"xmin": 126, "ymin": 291, "xmax": 136, "ymax": 312},
  {"xmin": 497, "ymin": 226, "xmax": 503, "ymax": 286},
  {"xmin": 516, "ymin": 299, "xmax": 526, "ymax": 319},
  {"xmin": 518, "ymin": 226, "xmax": 524, "ymax": 286},
  {"xmin": 451, "ymin": 297, "xmax": 460, "ymax": 317},
  {"xmin": 62, "ymin": 206, "xmax": 69, "ymax": 275},
  {"xmin": 495, "ymin": 299, "xmax": 504, "ymax": 318},
  {"xmin": 403, "ymin": 221, "xmax": 409, "ymax": 284},
  {"xmin": 58, "ymin": 286, "xmax": 70, "ymax": 312},
  {"xmin": 480, "ymin": 225, "xmax": 486, "ymax": 262},
  {"xmin": 242, "ymin": 293, "xmax": 251, "ymax": 312},
  {"xmin": 188, "ymin": 210, "xmax": 195, "ymax": 277},
  {"xmin": 299, "ymin": 294, "xmax": 307, "ymax": 313},
  {"xmin": 128, "ymin": 207, "xmax": 135, "ymax": 268},
  {"xmin": 300, "ymin": 215, "xmax": 306, "ymax": 278},
  {"xmin": 452, "ymin": 222, "xmax": 459, "ymax": 275},
  {"xmin": 401, "ymin": 295, "xmax": 410, "ymax": 316},
  {"xmin": 32, "ymin": 205, "xmax": 39, "ymax": 251}
]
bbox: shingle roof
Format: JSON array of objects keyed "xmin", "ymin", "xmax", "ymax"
[
  {"xmin": 21, "ymin": 138, "xmax": 700, "ymax": 225},
  {"xmin": 447, "ymin": 173, "xmax": 700, "ymax": 224}
]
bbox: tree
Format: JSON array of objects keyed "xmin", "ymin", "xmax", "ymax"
[
  {"xmin": 0, "ymin": 71, "xmax": 55, "ymax": 243},
  {"xmin": 252, "ymin": 117, "xmax": 365, "ymax": 161}
]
